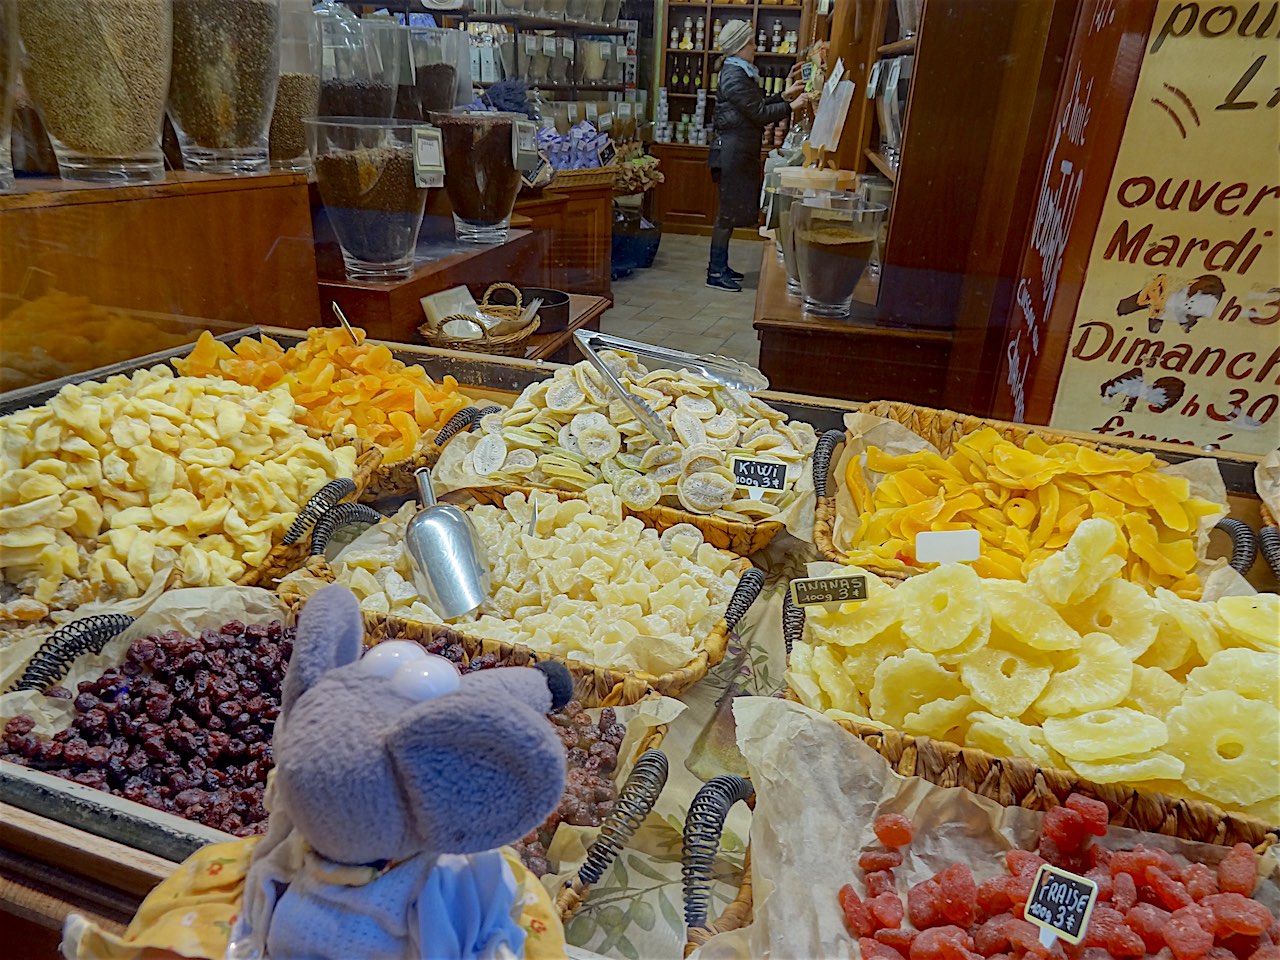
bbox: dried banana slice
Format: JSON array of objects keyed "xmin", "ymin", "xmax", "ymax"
[
  {"xmin": 472, "ymin": 433, "xmax": 509, "ymax": 477},
  {"xmin": 546, "ymin": 377, "xmax": 587, "ymax": 413},
  {"xmin": 660, "ymin": 523, "xmax": 705, "ymax": 550},
  {"xmin": 618, "ymin": 474, "xmax": 661, "ymax": 511},
  {"xmin": 680, "ymin": 443, "xmax": 724, "ymax": 476},
  {"xmin": 676, "ymin": 395, "xmax": 717, "ymax": 418},
  {"xmin": 640, "ymin": 444, "xmax": 681, "ymax": 469},
  {"xmin": 677, "ymin": 470, "xmax": 735, "ymax": 513},
  {"xmin": 577, "ymin": 422, "xmax": 622, "ymax": 463},
  {"xmin": 672, "ymin": 410, "xmax": 708, "ymax": 448}
]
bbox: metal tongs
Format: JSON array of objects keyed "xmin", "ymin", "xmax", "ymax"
[
  {"xmin": 405, "ymin": 467, "xmax": 490, "ymax": 619},
  {"xmin": 574, "ymin": 330, "xmax": 769, "ymax": 393},
  {"xmin": 573, "ymin": 330, "xmax": 673, "ymax": 444}
]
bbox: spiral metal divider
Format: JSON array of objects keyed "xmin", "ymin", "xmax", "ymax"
[
  {"xmin": 432, "ymin": 405, "xmax": 503, "ymax": 448},
  {"xmin": 682, "ymin": 774, "xmax": 755, "ymax": 930},
  {"xmin": 724, "ymin": 568, "xmax": 765, "ymax": 632},
  {"xmin": 8, "ymin": 614, "xmax": 136, "ymax": 693},
  {"xmin": 309, "ymin": 503, "xmax": 385, "ymax": 556},
  {"xmin": 282, "ymin": 477, "xmax": 357, "ymax": 545},
  {"xmin": 781, "ymin": 590, "xmax": 804, "ymax": 659},
  {"xmin": 1260, "ymin": 525, "xmax": 1280, "ymax": 580},
  {"xmin": 573, "ymin": 749, "xmax": 670, "ymax": 888},
  {"xmin": 812, "ymin": 429, "xmax": 844, "ymax": 500},
  {"xmin": 1214, "ymin": 517, "xmax": 1258, "ymax": 575}
]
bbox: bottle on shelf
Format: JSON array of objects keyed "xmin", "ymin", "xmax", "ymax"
[
  {"xmin": 771, "ymin": 20, "xmax": 782, "ymax": 52},
  {"xmin": 669, "ymin": 25, "xmax": 679, "ymax": 49},
  {"xmin": 695, "ymin": 16, "xmax": 705, "ymax": 49},
  {"xmin": 680, "ymin": 17, "xmax": 694, "ymax": 50},
  {"xmin": 681, "ymin": 56, "xmax": 692, "ymax": 91},
  {"xmin": 694, "ymin": 66, "xmax": 702, "ymax": 89},
  {"xmin": 712, "ymin": 19, "xmax": 722, "ymax": 50},
  {"xmin": 710, "ymin": 69, "xmax": 718, "ymax": 92},
  {"xmin": 757, "ymin": 27, "xmax": 767, "ymax": 50}
]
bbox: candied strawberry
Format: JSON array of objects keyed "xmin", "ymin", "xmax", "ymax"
[
  {"xmin": 862, "ymin": 849, "xmax": 906, "ymax": 871},
  {"xmin": 1065, "ymin": 794, "xmax": 1110, "ymax": 837},
  {"xmin": 1183, "ymin": 863, "xmax": 1219, "ymax": 902},
  {"xmin": 1166, "ymin": 905, "xmax": 1217, "ymax": 960},
  {"xmin": 1219, "ymin": 844, "xmax": 1259, "ymax": 898},
  {"xmin": 867, "ymin": 870, "xmax": 899, "ymax": 898},
  {"xmin": 1008, "ymin": 916, "xmax": 1066, "ymax": 959},
  {"xmin": 910, "ymin": 925, "xmax": 976, "ymax": 960},
  {"xmin": 1113, "ymin": 846, "xmax": 1179, "ymax": 881},
  {"xmin": 841, "ymin": 884, "xmax": 876, "ymax": 938},
  {"xmin": 877, "ymin": 927, "xmax": 919, "ymax": 952},
  {"xmin": 1085, "ymin": 906, "xmax": 1128, "ymax": 948},
  {"xmin": 1127, "ymin": 902, "xmax": 1173, "ymax": 952},
  {"xmin": 1202, "ymin": 893, "xmax": 1274, "ymax": 937},
  {"xmin": 1250, "ymin": 946, "xmax": 1280, "ymax": 960},
  {"xmin": 1113, "ymin": 872, "xmax": 1138, "ymax": 912},
  {"xmin": 1148, "ymin": 867, "xmax": 1196, "ymax": 910},
  {"xmin": 862, "ymin": 936, "xmax": 907, "ymax": 959},
  {"xmin": 977, "ymin": 877, "xmax": 1014, "ymax": 919},
  {"xmin": 1219, "ymin": 933, "xmax": 1267, "ymax": 958},
  {"xmin": 1088, "ymin": 845, "xmax": 1114, "ymax": 870},
  {"xmin": 1043, "ymin": 806, "xmax": 1089, "ymax": 852},
  {"xmin": 988, "ymin": 954, "xmax": 1017, "ymax": 960},
  {"xmin": 1107, "ymin": 925, "xmax": 1147, "ymax": 957},
  {"xmin": 1008, "ymin": 850, "xmax": 1047, "ymax": 877},
  {"xmin": 872, "ymin": 892, "xmax": 906, "ymax": 930},
  {"xmin": 909, "ymin": 878, "xmax": 948, "ymax": 930},
  {"xmin": 875, "ymin": 813, "xmax": 916, "ymax": 848},
  {"xmin": 1080, "ymin": 949, "xmax": 1115, "ymax": 960},
  {"xmin": 975, "ymin": 915, "xmax": 1016, "ymax": 956},
  {"xmin": 1085, "ymin": 867, "xmax": 1114, "ymax": 903},
  {"xmin": 935, "ymin": 863, "xmax": 978, "ymax": 927},
  {"xmin": 1039, "ymin": 833, "xmax": 1088, "ymax": 873}
]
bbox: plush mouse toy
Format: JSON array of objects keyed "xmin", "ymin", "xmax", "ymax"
[{"xmin": 63, "ymin": 585, "xmax": 572, "ymax": 960}]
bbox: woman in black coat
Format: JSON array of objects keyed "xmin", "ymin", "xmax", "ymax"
[{"xmin": 707, "ymin": 20, "xmax": 808, "ymax": 291}]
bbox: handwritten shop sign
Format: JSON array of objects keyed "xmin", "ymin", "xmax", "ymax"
[{"xmin": 1049, "ymin": 0, "xmax": 1280, "ymax": 454}]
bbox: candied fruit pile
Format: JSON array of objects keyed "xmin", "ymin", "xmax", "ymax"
[{"xmin": 838, "ymin": 801, "xmax": 1278, "ymax": 960}]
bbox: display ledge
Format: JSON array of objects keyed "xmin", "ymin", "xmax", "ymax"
[
  {"xmin": 0, "ymin": 170, "xmax": 308, "ymax": 212},
  {"xmin": 464, "ymin": 12, "xmax": 630, "ymax": 33}
]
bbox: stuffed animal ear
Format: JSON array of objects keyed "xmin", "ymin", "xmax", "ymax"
[
  {"xmin": 281, "ymin": 584, "xmax": 365, "ymax": 714},
  {"xmin": 385, "ymin": 685, "xmax": 567, "ymax": 855}
]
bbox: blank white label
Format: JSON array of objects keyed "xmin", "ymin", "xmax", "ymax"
[{"xmin": 915, "ymin": 529, "xmax": 981, "ymax": 564}]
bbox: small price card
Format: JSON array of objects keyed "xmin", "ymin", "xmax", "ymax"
[
  {"xmin": 585, "ymin": 101, "xmax": 599, "ymax": 121},
  {"xmin": 542, "ymin": 35, "xmax": 557, "ymax": 57},
  {"xmin": 790, "ymin": 573, "xmax": 869, "ymax": 608},
  {"xmin": 597, "ymin": 138, "xmax": 617, "ymax": 167},
  {"xmin": 598, "ymin": 111, "xmax": 614, "ymax": 132},
  {"xmin": 524, "ymin": 34, "xmax": 538, "ymax": 55},
  {"xmin": 512, "ymin": 118, "xmax": 541, "ymax": 175},
  {"xmin": 915, "ymin": 529, "xmax": 981, "ymax": 564},
  {"xmin": 520, "ymin": 152, "xmax": 553, "ymax": 189},
  {"xmin": 411, "ymin": 126, "xmax": 444, "ymax": 188},
  {"xmin": 1025, "ymin": 864, "xmax": 1099, "ymax": 948},
  {"xmin": 731, "ymin": 456, "xmax": 786, "ymax": 500}
]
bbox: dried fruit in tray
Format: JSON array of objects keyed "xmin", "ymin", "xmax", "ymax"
[
  {"xmin": 0, "ymin": 623, "xmax": 625, "ymax": 876},
  {"xmin": 788, "ymin": 518, "xmax": 1280, "ymax": 820},
  {"xmin": 0, "ymin": 367, "xmax": 357, "ymax": 613},
  {"xmin": 174, "ymin": 328, "xmax": 470, "ymax": 464},
  {"xmin": 837, "ymin": 799, "xmax": 1277, "ymax": 960},
  {"xmin": 841, "ymin": 427, "xmax": 1223, "ymax": 597},
  {"xmin": 283, "ymin": 485, "xmax": 741, "ymax": 676},
  {"xmin": 443, "ymin": 351, "xmax": 817, "ymax": 520}
]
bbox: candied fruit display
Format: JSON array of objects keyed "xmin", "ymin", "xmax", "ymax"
[
  {"xmin": 175, "ymin": 328, "xmax": 470, "ymax": 464},
  {"xmin": 0, "ymin": 627, "xmax": 626, "ymax": 877},
  {"xmin": 438, "ymin": 351, "xmax": 817, "ymax": 520},
  {"xmin": 839, "ymin": 428, "xmax": 1223, "ymax": 596},
  {"xmin": 788, "ymin": 519, "xmax": 1280, "ymax": 820},
  {"xmin": 837, "ymin": 795, "xmax": 1276, "ymax": 960},
  {"xmin": 283, "ymin": 486, "xmax": 741, "ymax": 676}
]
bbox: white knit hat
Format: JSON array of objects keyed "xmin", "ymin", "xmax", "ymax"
[{"xmin": 719, "ymin": 19, "xmax": 753, "ymax": 56}]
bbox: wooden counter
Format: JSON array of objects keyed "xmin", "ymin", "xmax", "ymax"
[
  {"xmin": 522, "ymin": 294, "xmax": 610, "ymax": 363},
  {"xmin": 753, "ymin": 244, "xmax": 953, "ymax": 404},
  {"xmin": 649, "ymin": 142, "xmax": 765, "ymax": 239},
  {"xmin": 0, "ymin": 172, "xmax": 319, "ymax": 328}
]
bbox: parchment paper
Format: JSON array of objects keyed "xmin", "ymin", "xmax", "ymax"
[
  {"xmin": 692, "ymin": 697, "xmax": 1279, "ymax": 960},
  {"xmin": 830, "ymin": 412, "xmax": 1232, "ymax": 577},
  {"xmin": 435, "ymin": 426, "xmax": 819, "ymax": 542},
  {"xmin": 0, "ymin": 587, "xmax": 288, "ymax": 739},
  {"xmin": 1257, "ymin": 448, "xmax": 1280, "ymax": 521}
]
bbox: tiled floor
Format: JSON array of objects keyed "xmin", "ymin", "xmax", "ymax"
[{"xmin": 602, "ymin": 233, "xmax": 766, "ymax": 364}]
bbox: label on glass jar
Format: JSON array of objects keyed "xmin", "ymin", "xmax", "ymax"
[
  {"xmin": 412, "ymin": 126, "xmax": 445, "ymax": 189},
  {"xmin": 599, "ymin": 112, "xmax": 614, "ymax": 132},
  {"xmin": 524, "ymin": 34, "xmax": 538, "ymax": 55},
  {"xmin": 512, "ymin": 118, "xmax": 541, "ymax": 175},
  {"xmin": 564, "ymin": 38, "xmax": 575, "ymax": 60},
  {"xmin": 600, "ymin": 43, "xmax": 612, "ymax": 61},
  {"xmin": 585, "ymin": 101, "xmax": 599, "ymax": 121},
  {"xmin": 543, "ymin": 36, "xmax": 557, "ymax": 57}
]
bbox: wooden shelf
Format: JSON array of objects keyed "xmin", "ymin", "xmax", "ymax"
[
  {"xmin": 864, "ymin": 148, "xmax": 897, "ymax": 182},
  {"xmin": 665, "ymin": 46, "xmax": 710, "ymax": 53},
  {"xmin": 464, "ymin": 12, "xmax": 630, "ymax": 34},
  {"xmin": 877, "ymin": 36, "xmax": 916, "ymax": 56},
  {"xmin": 755, "ymin": 50, "xmax": 800, "ymax": 58}
]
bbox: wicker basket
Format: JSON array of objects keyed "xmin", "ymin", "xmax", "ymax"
[
  {"xmin": 551, "ymin": 165, "xmax": 615, "ymax": 188},
  {"xmin": 813, "ymin": 400, "xmax": 1253, "ymax": 583},
  {"xmin": 464, "ymin": 483, "xmax": 785, "ymax": 557},
  {"xmin": 281, "ymin": 500, "xmax": 767, "ymax": 705},
  {"xmin": 418, "ymin": 283, "xmax": 540, "ymax": 358}
]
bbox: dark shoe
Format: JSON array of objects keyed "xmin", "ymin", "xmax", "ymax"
[
  {"xmin": 706, "ymin": 273, "xmax": 742, "ymax": 292},
  {"xmin": 725, "ymin": 266, "xmax": 745, "ymax": 281}
]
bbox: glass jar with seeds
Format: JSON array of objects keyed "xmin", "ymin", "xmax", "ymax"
[
  {"xmin": 0, "ymin": 0, "xmax": 17, "ymax": 191},
  {"xmin": 393, "ymin": 27, "xmax": 467, "ymax": 122},
  {"xmin": 269, "ymin": 0, "xmax": 321, "ymax": 171},
  {"xmin": 317, "ymin": 16, "xmax": 401, "ymax": 119},
  {"xmin": 432, "ymin": 111, "xmax": 522, "ymax": 245},
  {"xmin": 16, "ymin": 0, "xmax": 172, "ymax": 184},
  {"xmin": 306, "ymin": 117, "xmax": 429, "ymax": 281},
  {"xmin": 168, "ymin": 0, "xmax": 282, "ymax": 174}
]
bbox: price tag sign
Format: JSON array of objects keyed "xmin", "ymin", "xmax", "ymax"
[
  {"xmin": 1025, "ymin": 864, "xmax": 1099, "ymax": 947},
  {"xmin": 512, "ymin": 118, "xmax": 541, "ymax": 175},
  {"xmin": 542, "ymin": 35, "xmax": 557, "ymax": 57},
  {"xmin": 915, "ymin": 529, "xmax": 981, "ymax": 564},
  {"xmin": 585, "ymin": 101, "xmax": 599, "ymax": 121},
  {"xmin": 598, "ymin": 112, "xmax": 614, "ymax": 132},
  {"xmin": 731, "ymin": 456, "xmax": 786, "ymax": 500},
  {"xmin": 521, "ymin": 152, "xmax": 553, "ymax": 189},
  {"xmin": 597, "ymin": 138, "xmax": 618, "ymax": 167},
  {"xmin": 412, "ymin": 125, "xmax": 445, "ymax": 188},
  {"xmin": 524, "ymin": 34, "xmax": 538, "ymax": 55},
  {"xmin": 790, "ymin": 574, "xmax": 869, "ymax": 608}
]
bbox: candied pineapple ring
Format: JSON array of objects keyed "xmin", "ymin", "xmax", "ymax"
[
  {"xmin": 841, "ymin": 427, "xmax": 1222, "ymax": 596},
  {"xmin": 175, "ymin": 328, "xmax": 470, "ymax": 463},
  {"xmin": 785, "ymin": 516, "xmax": 1280, "ymax": 819}
]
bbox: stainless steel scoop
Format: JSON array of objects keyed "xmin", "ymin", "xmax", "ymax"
[{"xmin": 405, "ymin": 468, "xmax": 490, "ymax": 620}]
